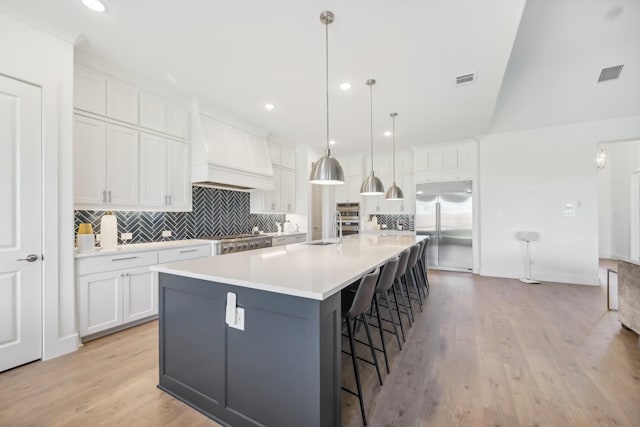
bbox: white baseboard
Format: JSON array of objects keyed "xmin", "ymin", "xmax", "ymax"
[{"xmin": 43, "ymin": 333, "xmax": 80, "ymax": 361}]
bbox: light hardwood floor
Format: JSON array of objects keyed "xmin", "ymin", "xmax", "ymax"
[{"xmin": 1, "ymin": 270, "xmax": 639, "ymax": 427}]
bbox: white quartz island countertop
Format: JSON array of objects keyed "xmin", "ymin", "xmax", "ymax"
[{"xmin": 151, "ymin": 234, "xmax": 424, "ymax": 300}]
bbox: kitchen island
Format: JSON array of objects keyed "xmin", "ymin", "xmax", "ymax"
[{"xmin": 151, "ymin": 234, "xmax": 423, "ymax": 427}]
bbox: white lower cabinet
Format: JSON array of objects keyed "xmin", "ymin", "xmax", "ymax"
[
  {"xmin": 78, "ymin": 270, "xmax": 123, "ymax": 337},
  {"xmin": 76, "ymin": 243, "xmax": 211, "ymax": 339},
  {"xmin": 123, "ymin": 267, "xmax": 157, "ymax": 324}
]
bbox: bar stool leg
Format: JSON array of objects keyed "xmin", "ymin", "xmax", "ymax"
[
  {"xmin": 384, "ymin": 290, "xmax": 402, "ymax": 350},
  {"xmin": 400, "ymin": 277, "xmax": 415, "ymax": 323},
  {"xmin": 396, "ymin": 278, "xmax": 413, "ymax": 326},
  {"xmin": 390, "ymin": 286, "xmax": 406, "ymax": 342},
  {"xmin": 362, "ymin": 313, "xmax": 383, "ymax": 385},
  {"xmin": 373, "ymin": 294, "xmax": 390, "ymax": 373},
  {"xmin": 346, "ymin": 317, "xmax": 367, "ymax": 426},
  {"xmin": 409, "ymin": 268, "xmax": 424, "ymax": 311}
]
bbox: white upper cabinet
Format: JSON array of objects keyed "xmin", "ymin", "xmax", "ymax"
[
  {"xmin": 106, "ymin": 78, "xmax": 139, "ymax": 125},
  {"xmin": 413, "ymin": 142, "xmax": 477, "ymax": 182},
  {"xmin": 106, "ymin": 124, "xmax": 139, "ymax": 206},
  {"xmin": 336, "ymin": 155, "xmax": 363, "ymax": 178},
  {"xmin": 280, "ymin": 168, "xmax": 295, "ymax": 213},
  {"xmin": 74, "ymin": 116, "xmax": 107, "ymax": 205},
  {"xmin": 280, "ymin": 146, "xmax": 296, "ymax": 170},
  {"xmin": 251, "ymin": 141, "xmax": 296, "ymax": 213},
  {"xmin": 74, "ymin": 116, "xmax": 139, "ymax": 208},
  {"xmin": 139, "ymin": 92, "xmax": 166, "ymax": 133},
  {"xmin": 166, "ymin": 102, "xmax": 190, "ymax": 139},
  {"xmin": 74, "ymin": 66, "xmax": 107, "ymax": 115},
  {"xmin": 140, "ymin": 90, "xmax": 190, "ymax": 139},
  {"xmin": 139, "ymin": 133, "xmax": 190, "ymax": 210}
]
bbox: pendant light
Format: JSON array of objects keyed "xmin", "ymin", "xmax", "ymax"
[
  {"xmin": 385, "ymin": 113, "xmax": 404, "ymax": 200},
  {"xmin": 360, "ymin": 79, "xmax": 385, "ymax": 195},
  {"xmin": 309, "ymin": 11, "xmax": 345, "ymax": 185}
]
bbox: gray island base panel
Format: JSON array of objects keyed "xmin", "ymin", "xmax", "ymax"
[{"xmin": 158, "ymin": 273, "xmax": 341, "ymax": 427}]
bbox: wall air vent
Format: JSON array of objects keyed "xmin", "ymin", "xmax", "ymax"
[
  {"xmin": 456, "ymin": 72, "xmax": 475, "ymax": 85},
  {"xmin": 598, "ymin": 65, "xmax": 624, "ymax": 82}
]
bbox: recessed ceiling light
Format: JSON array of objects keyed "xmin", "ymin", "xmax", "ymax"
[
  {"xmin": 339, "ymin": 82, "xmax": 351, "ymax": 91},
  {"xmin": 82, "ymin": 0, "xmax": 106, "ymax": 12},
  {"xmin": 264, "ymin": 103, "xmax": 275, "ymax": 111},
  {"xmin": 384, "ymin": 131, "xmax": 392, "ymax": 137},
  {"xmin": 329, "ymin": 139, "xmax": 336, "ymax": 145}
]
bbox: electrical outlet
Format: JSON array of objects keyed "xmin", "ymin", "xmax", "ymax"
[
  {"xmin": 229, "ymin": 308, "xmax": 245, "ymax": 330},
  {"xmin": 121, "ymin": 232, "xmax": 132, "ymax": 241},
  {"xmin": 162, "ymin": 230, "xmax": 172, "ymax": 238},
  {"xmin": 563, "ymin": 209, "xmax": 576, "ymax": 217}
]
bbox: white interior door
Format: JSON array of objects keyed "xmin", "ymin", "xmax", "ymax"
[{"xmin": 0, "ymin": 74, "xmax": 42, "ymax": 372}]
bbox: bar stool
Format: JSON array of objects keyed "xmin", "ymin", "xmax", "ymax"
[
  {"xmin": 355, "ymin": 257, "xmax": 402, "ymax": 374},
  {"xmin": 417, "ymin": 238, "xmax": 430, "ymax": 294},
  {"xmin": 393, "ymin": 248, "xmax": 414, "ymax": 329},
  {"xmin": 341, "ymin": 268, "xmax": 382, "ymax": 426},
  {"xmin": 403, "ymin": 244, "xmax": 424, "ymax": 310}
]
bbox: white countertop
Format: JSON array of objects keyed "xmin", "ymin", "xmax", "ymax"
[
  {"xmin": 151, "ymin": 234, "xmax": 425, "ymax": 300},
  {"xmin": 263, "ymin": 231, "xmax": 306, "ymax": 237},
  {"xmin": 75, "ymin": 239, "xmax": 213, "ymax": 258}
]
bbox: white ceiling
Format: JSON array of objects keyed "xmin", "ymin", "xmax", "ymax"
[{"xmin": 1, "ymin": 0, "xmax": 638, "ymax": 154}]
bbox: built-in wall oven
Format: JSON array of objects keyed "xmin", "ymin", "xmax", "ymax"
[{"xmin": 336, "ymin": 203, "xmax": 360, "ymax": 236}]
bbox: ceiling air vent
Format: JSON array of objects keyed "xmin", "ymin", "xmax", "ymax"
[
  {"xmin": 456, "ymin": 72, "xmax": 475, "ymax": 85},
  {"xmin": 598, "ymin": 65, "xmax": 624, "ymax": 82}
]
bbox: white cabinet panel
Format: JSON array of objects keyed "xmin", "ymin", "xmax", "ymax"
[
  {"xmin": 74, "ymin": 66, "xmax": 106, "ymax": 115},
  {"xmin": 157, "ymin": 245, "xmax": 211, "ymax": 263},
  {"xmin": 106, "ymin": 124, "xmax": 139, "ymax": 206},
  {"xmin": 428, "ymin": 151, "xmax": 443, "ymax": 170},
  {"xmin": 335, "ymin": 176, "xmax": 362, "ymax": 204},
  {"xmin": 139, "ymin": 92, "xmax": 166, "ymax": 133},
  {"xmin": 280, "ymin": 168, "xmax": 295, "ymax": 212},
  {"xmin": 416, "ymin": 172, "xmax": 443, "ymax": 184},
  {"xmin": 442, "ymin": 149, "xmax": 458, "ymax": 169},
  {"xmin": 123, "ymin": 267, "xmax": 157, "ymax": 323},
  {"xmin": 78, "ymin": 271, "xmax": 123, "ymax": 337},
  {"xmin": 139, "ymin": 132, "xmax": 166, "ymax": 207},
  {"xmin": 106, "ymin": 79, "xmax": 138, "ymax": 124},
  {"xmin": 166, "ymin": 101, "xmax": 190, "ymax": 139},
  {"xmin": 74, "ymin": 116, "xmax": 107, "ymax": 205},
  {"xmin": 457, "ymin": 145, "xmax": 474, "ymax": 170},
  {"xmin": 442, "ymin": 170, "xmax": 473, "ymax": 182},
  {"xmin": 268, "ymin": 142, "xmax": 281, "ymax": 165},
  {"xmin": 280, "ymin": 146, "xmax": 296, "ymax": 170},
  {"xmin": 166, "ymin": 140, "xmax": 190, "ymax": 208}
]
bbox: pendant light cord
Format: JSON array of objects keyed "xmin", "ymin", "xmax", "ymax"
[
  {"xmin": 370, "ymin": 83, "xmax": 374, "ymax": 172},
  {"xmin": 392, "ymin": 114, "xmax": 396, "ymax": 183},
  {"xmin": 325, "ymin": 21, "xmax": 330, "ymax": 152}
]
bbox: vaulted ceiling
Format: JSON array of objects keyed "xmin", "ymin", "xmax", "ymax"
[{"xmin": 1, "ymin": 0, "xmax": 638, "ymax": 153}]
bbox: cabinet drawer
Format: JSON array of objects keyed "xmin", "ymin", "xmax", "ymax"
[
  {"xmin": 158, "ymin": 245, "xmax": 212, "ymax": 263},
  {"xmin": 77, "ymin": 251, "xmax": 158, "ymax": 276},
  {"xmin": 292, "ymin": 235, "xmax": 306, "ymax": 243},
  {"xmin": 272, "ymin": 236, "xmax": 289, "ymax": 247}
]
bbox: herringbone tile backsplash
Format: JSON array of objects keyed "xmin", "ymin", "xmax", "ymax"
[
  {"xmin": 75, "ymin": 186, "xmax": 285, "ymax": 243},
  {"xmin": 368, "ymin": 214, "xmax": 415, "ymax": 231}
]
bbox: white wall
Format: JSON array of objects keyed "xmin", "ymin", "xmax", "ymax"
[
  {"xmin": 479, "ymin": 115, "xmax": 640, "ymax": 285},
  {"xmin": 599, "ymin": 140, "xmax": 640, "ymax": 260},
  {"xmin": 0, "ymin": 13, "xmax": 77, "ymax": 358}
]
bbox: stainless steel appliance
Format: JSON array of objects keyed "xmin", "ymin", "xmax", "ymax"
[
  {"xmin": 415, "ymin": 181, "xmax": 472, "ymax": 272},
  {"xmin": 336, "ymin": 203, "xmax": 360, "ymax": 235},
  {"xmin": 204, "ymin": 234, "xmax": 272, "ymax": 255}
]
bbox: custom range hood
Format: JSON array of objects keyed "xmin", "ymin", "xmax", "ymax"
[{"xmin": 191, "ymin": 101, "xmax": 274, "ymax": 191}]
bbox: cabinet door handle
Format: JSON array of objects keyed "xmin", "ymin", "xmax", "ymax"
[
  {"xmin": 102, "ymin": 190, "xmax": 107, "ymax": 203},
  {"xmin": 108, "ymin": 190, "xmax": 112, "ymax": 203},
  {"xmin": 179, "ymin": 249, "xmax": 198, "ymax": 253},
  {"xmin": 168, "ymin": 195, "xmax": 172, "ymax": 205},
  {"xmin": 112, "ymin": 256, "xmax": 138, "ymax": 262}
]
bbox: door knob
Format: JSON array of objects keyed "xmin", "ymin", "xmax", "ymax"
[{"xmin": 17, "ymin": 254, "xmax": 39, "ymax": 262}]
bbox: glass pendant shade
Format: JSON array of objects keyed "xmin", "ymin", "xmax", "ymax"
[
  {"xmin": 310, "ymin": 11, "xmax": 345, "ymax": 185},
  {"xmin": 310, "ymin": 149, "xmax": 345, "ymax": 184},
  {"xmin": 360, "ymin": 172, "xmax": 385, "ymax": 195},
  {"xmin": 385, "ymin": 182, "xmax": 404, "ymax": 200}
]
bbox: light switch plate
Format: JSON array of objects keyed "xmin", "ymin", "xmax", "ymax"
[{"xmin": 162, "ymin": 230, "xmax": 172, "ymax": 237}]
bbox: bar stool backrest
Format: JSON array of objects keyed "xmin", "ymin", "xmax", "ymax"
[
  {"xmin": 346, "ymin": 267, "xmax": 380, "ymax": 318},
  {"xmin": 407, "ymin": 244, "xmax": 420, "ymax": 268},
  {"xmin": 394, "ymin": 249, "xmax": 411, "ymax": 281},
  {"xmin": 375, "ymin": 257, "xmax": 399, "ymax": 293}
]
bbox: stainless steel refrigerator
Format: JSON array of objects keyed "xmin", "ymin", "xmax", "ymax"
[{"xmin": 415, "ymin": 181, "xmax": 473, "ymax": 272}]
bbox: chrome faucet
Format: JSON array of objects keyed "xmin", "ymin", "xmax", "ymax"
[{"xmin": 335, "ymin": 210, "xmax": 343, "ymax": 244}]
